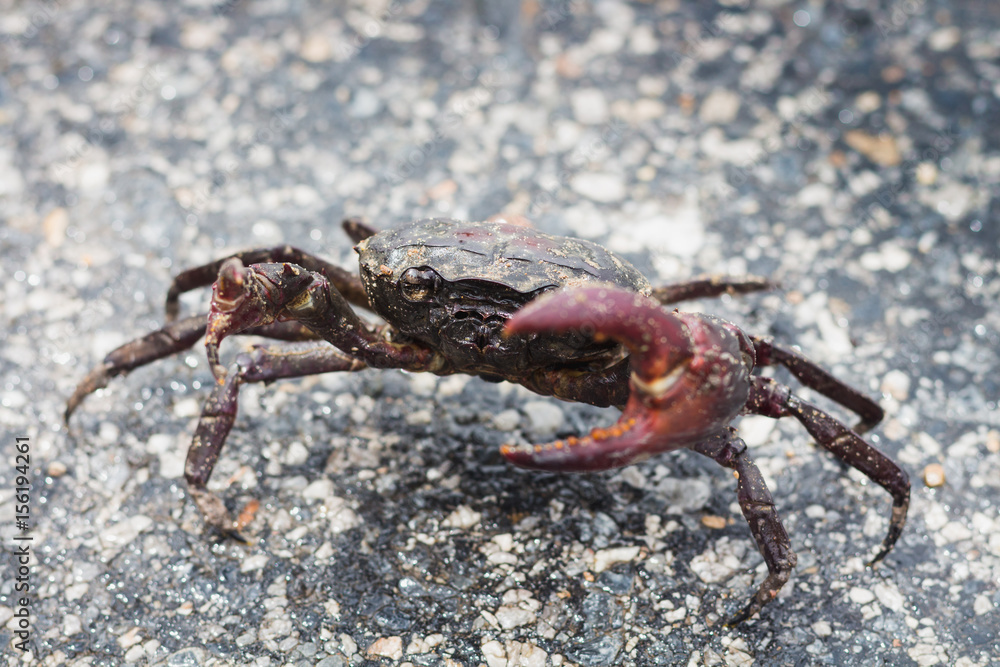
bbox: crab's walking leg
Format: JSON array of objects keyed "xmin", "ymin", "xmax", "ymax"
[
  {"xmin": 165, "ymin": 245, "xmax": 369, "ymax": 321},
  {"xmin": 751, "ymin": 337, "xmax": 883, "ymax": 434},
  {"xmin": 692, "ymin": 431, "xmax": 797, "ymax": 625},
  {"xmin": 65, "ymin": 317, "xmax": 321, "ymax": 421},
  {"xmin": 651, "ymin": 276, "xmax": 775, "ymax": 305},
  {"xmin": 747, "ymin": 376, "xmax": 909, "ymax": 563},
  {"xmin": 66, "ymin": 315, "xmax": 207, "ymax": 421},
  {"xmin": 341, "ymin": 217, "xmax": 379, "ymax": 243},
  {"xmin": 185, "ymin": 342, "xmax": 366, "ymax": 538}
]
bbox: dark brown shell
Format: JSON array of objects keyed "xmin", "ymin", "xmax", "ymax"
[{"xmin": 356, "ymin": 218, "xmax": 651, "ymax": 295}]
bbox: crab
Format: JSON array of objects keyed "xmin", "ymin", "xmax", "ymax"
[{"xmin": 66, "ymin": 217, "xmax": 909, "ymax": 623}]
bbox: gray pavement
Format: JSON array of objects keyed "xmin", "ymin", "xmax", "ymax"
[{"xmin": 1, "ymin": 1, "xmax": 998, "ymax": 665}]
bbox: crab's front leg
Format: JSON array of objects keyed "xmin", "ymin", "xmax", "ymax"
[
  {"xmin": 204, "ymin": 258, "xmax": 450, "ymax": 377},
  {"xmin": 185, "ymin": 258, "xmax": 452, "ymax": 536},
  {"xmin": 501, "ymin": 287, "xmax": 754, "ymax": 471}
]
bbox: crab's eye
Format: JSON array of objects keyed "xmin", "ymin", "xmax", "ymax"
[{"xmin": 400, "ymin": 267, "xmax": 440, "ymax": 302}]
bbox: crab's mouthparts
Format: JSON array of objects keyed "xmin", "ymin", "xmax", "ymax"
[{"xmin": 440, "ymin": 316, "xmax": 511, "ymax": 354}]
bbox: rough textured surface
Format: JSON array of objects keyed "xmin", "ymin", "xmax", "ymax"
[{"xmin": 2, "ymin": 1, "xmax": 999, "ymax": 665}]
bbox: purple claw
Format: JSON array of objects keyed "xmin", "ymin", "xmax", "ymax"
[
  {"xmin": 205, "ymin": 260, "xmax": 316, "ymax": 381},
  {"xmin": 501, "ymin": 286, "xmax": 753, "ymax": 471}
]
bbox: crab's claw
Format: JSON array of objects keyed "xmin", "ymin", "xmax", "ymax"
[
  {"xmin": 501, "ymin": 286, "xmax": 754, "ymax": 472},
  {"xmin": 205, "ymin": 259, "xmax": 315, "ymax": 381}
]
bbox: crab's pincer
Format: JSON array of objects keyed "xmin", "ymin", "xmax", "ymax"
[
  {"xmin": 204, "ymin": 259, "xmax": 315, "ymax": 380},
  {"xmin": 501, "ymin": 286, "xmax": 753, "ymax": 472}
]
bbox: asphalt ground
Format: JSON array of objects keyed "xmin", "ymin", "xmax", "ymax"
[{"xmin": 1, "ymin": 1, "xmax": 998, "ymax": 665}]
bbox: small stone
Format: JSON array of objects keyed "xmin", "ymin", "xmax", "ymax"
[
  {"xmin": 118, "ymin": 627, "xmax": 143, "ymax": 649},
  {"xmin": 494, "ymin": 608, "xmax": 535, "ymax": 631},
  {"xmin": 699, "ymin": 89, "xmax": 741, "ymax": 124},
  {"xmin": 302, "ymin": 478, "xmax": 334, "ymax": 500},
  {"xmin": 922, "ymin": 463, "xmax": 945, "ymax": 488},
  {"xmin": 928, "ymin": 26, "xmax": 961, "ymax": 51},
  {"xmin": 47, "ymin": 461, "xmax": 68, "ymax": 477},
  {"xmin": 689, "ymin": 539, "xmax": 744, "ymax": 583},
  {"xmin": 300, "ymin": 33, "xmax": 333, "ymax": 62},
  {"xmin": 63, "ymin": 614, "xmax": 83, "ymax": 636},
  {"xmin": 325, "ymin": 496, "xmax": 362, "ymax": 533},
  {"xmin": 282, "ymin": 441, "xmax": 310, "ymax": 466},
  {"xmin": 811, "ymin": 620, "xmax": 833, "ymax": 637},
  {"xmin": 916, "ymin": 162, "xmax": 938, "ymax": 185},
  {"xmin": 571, "ymin": 88, "xmax": 609, "ymax": 124},
  {"xmin": 443, "ymin": 505, "xmax": 482, "ymax": 530},
  {"xmin": 986, "ymin": 430, "xmax": 1000, "ymax": 454},
  {"xmin": 405, "ymin": 408, "xmax": 433, "ymax": 425},
  {"xmin": 844, "ymin": 130, "xmax": 901, "ymax": 166},
  {"xmin": 849, "ymin": 587, "xmax": 876, "ymax": 605},
  {"xmin": 43, "ymin": 207, "xmax": 69, "ymax": 247},
  {"xmin": 482, "ymin": 640, "xmax": 506, "ymax": 667},
  {"xmin": 882, "ymin": 65, "xmax": 905, "ymax": 83},
  {"xmin": 348, "ymin": 89, "xmax": 381, "ymax": 119},
  {"xmin": 492, "ymin": 409, "xmax": 521, "ymax": 432},
  {"xmin": 100, "ymin": 515, "xmax": 154, "ymax": 551},
  {"xmin": 240, "ymin": 554, "xmax": 269, "ymax": 573},
  {"xmin": 522, "ymin": 401, "xmax": 564, "ymax": 436},
  {"xmin": 592, "ymin": 546, "xmax": 641, "ymax": 573},
  {"xmin": 701, "ymin": 515, "xmax": 727, "ymax": 530},
  {"xmin": 855, "ymin": 91, "xmax": 882, "ymax": 113},
  {"xmin": 570, "ymin": 172, "xmax": 626, "ymax": 203},
  {"xmin": 881, "ymin": 369, "xmax": 911, "ymax": 400},
  {"xmin": 367, "ymin": 636, "xmax": 403, "ymax": 660}
]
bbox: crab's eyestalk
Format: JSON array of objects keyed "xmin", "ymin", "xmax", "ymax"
[
  {"xmin": 501, "ymin": 286, "xmax": 753, "ymax": 471},
  {"xmin": 205, "ymin": 260, "xmax": 315, "ymax": 382}
]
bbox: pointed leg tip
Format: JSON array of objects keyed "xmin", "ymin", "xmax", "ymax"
[
  {"xmin": 65, "ymin": 363, "xmax": 115, "ymax": 423},
  {"xmin": 723, "ymin": 604, "xmax": 755, "ymax": 627}
]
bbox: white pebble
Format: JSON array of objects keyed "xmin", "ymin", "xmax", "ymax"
[
  {"xmin": 699, "ymin": 89, "xmax": 741, "ymax": 124},
  {"xmin": 521, "ymin": 401, "xmax": 564, "ymax": 436},
  {"xmin": 570, "ymin": 172, "xmax": 626, "ymax": 203},
  {"xmin": 492, "ymin": 409, "xmax": 521, "ymax": 432},
  {"xmin": 881, "ymin": 369, "xmax": 911, "ymax": 400},
  {"xmin": 592, "ymin": 546, "xmax": 641, "ymax": 573},
  {"xmin": 811, "ymin": 620, "xmax": 833, "ymax": 637},
  {"xmin": 282, "ymin": 441, "xmax": 310, "ymax": 466},
  {"xmin": 571, "ymin": 88, "xmax": 609, "ymax": 124},
  {"xmin": 849, "ymin": 586, "xmax": 876, "ymax": 605},
  {"xmin": 443, "ymin": 505, "xmax": 482, "ymax": 529}
]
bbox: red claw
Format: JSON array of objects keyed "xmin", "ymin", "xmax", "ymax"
[
  {"xmin": 205, "ymin": 261, "xmax": 315, "ymax": 381},
  {"xmin": 501, "ymin": 286, "xmax": 753, "ymax": 472}
]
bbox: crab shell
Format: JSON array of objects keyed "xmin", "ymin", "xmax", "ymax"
[
  {"xmin": 356, "ymin": 217, "xmax": 651, "ymax": 298},
  {"xmin": 354, "ymin": 218, "xmax": 653, "ymax": 377}
]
